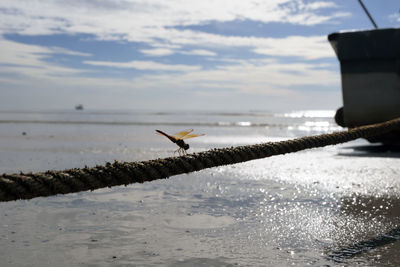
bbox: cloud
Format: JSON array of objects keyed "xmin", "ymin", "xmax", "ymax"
[
  {"xmin": 139, "ymin": 48, "xmax": 176, "ymax": 56},
  {"xmin": 0, "ymin": 1, "xmax": 349, "ymax": 39},
  {"xmin": 0, "ymin": 0, "xmax": 345, "ymax": 110},
  {"xmin": 0, "ymin": 32, "xmax": 338, "ymax": 92},
  {"xmin": 0, "ymin": 36, "xmax": 340, "ymax": 111},
  {"xmin": 170, "ymin": 59, "xmax": 339, "ymax": 95},
  {"xmin": 140, "ymin": 47, "xmax": 217, "ymax": 57},
  {"xmin": 0, "ymin": 38, "xmax": 87, "ymax": 78},
  {"xmin": 389, "ymin": 13, "xmax": 400, "ymax": 22},
  {"xmin": 0, "ymin": 0, "xmax": 347, "ymax": 62},
  {"xmin": 146, "ymin": 29, "xmax": 334, "ymax": 59},
  {"xmin": 83, "ymin": 59, "xmax": 202, "ymax": 72},
  {"xmin": 252, "ymin": 36, "xmax": 332, "ymax": 59},
  {"xmin": 0, "ymin": 36, "xmax": 338, "ymax": 94},
  {"xmin": 47, "ymin": 47, "xmax": 92, "ymax": 57},
  {"xmin": 86, "ymin": 58, "xmax": 339, "ymax": 96},
  {"xmin": 0, "ymin": 38, "xmax": 50, "ymax": 66},
  {"xmin": 181, "ymin": 49, "xmax": 217, "ymax": 57},
  {"xmin": 305, "ymin": 1, "xmax": 337, "ymax": 10}
]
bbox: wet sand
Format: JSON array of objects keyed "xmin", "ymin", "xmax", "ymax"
[
  {"xmin": 1, "ymin": 143, "xmax": 400, "ymax": 266},
  {"xmin": 1, "ymin": 110, "xmax": 400, "ymax": 266}
]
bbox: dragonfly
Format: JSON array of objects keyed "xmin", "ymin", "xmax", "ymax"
[{"xmin": 156, "ymin": 129, "xmax": 204, "ymax": 156}]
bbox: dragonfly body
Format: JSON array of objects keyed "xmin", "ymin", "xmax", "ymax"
[{"xmin": 156, "ymin": 129, "xmax": 203, "ymax": 155}]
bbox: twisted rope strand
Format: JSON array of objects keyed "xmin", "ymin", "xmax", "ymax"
[{"xmin": 1, "ymin": 117, "xmax": 399, "ymax": 202}]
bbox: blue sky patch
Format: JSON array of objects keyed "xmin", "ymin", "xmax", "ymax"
[{"xmin": 0, "ymin": 0, "xmax": 399, "ymax": 110}]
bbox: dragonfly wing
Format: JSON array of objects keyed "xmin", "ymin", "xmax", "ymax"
[
  {"xmin": 181, "ymin": 133, "xmax": 205, "ymax": 140},
  {"xmin": 172, "ymin": 129, "xmax": 193, "ymax": 139}
]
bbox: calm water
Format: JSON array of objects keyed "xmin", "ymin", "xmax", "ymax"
[{"xmin": 0, "ymin": 109, "xmax": 400, "ymax": 266}]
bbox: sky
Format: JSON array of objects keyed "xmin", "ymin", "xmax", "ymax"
[{"xmin": 1, "ymin": 0, "xmax": 400, "ymax": 111}]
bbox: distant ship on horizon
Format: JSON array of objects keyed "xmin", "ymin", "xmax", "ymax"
[{"xmin": 75, "ymin": 104, "xmax": 84, "ymax": 110}]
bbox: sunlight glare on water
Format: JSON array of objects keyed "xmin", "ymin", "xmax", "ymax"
[
  {"xmin": 282, "ymin": 110, "xmax": 336, "ymax": 118},
  {"xmin": 0, "ymin": 109, "xmax": 399, "ymax": 266}
]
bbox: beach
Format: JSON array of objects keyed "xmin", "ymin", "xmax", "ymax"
[{"xmin": 0, "ymin": 109, "xmax": 400, "ymax": 266}]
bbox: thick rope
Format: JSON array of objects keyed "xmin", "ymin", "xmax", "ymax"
[{"xmin": 1, "ymin": 117, "xmax": 400, "ymax": 202}]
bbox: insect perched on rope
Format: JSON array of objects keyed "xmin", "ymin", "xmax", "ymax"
[{"xmin": 155, "ymin": 129, "xmax": 204, "ymax": 156}]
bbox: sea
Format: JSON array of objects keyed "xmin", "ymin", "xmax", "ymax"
[{"xmin": 0, "ymin": 109, "xmax": 400, "ymax": 266}]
